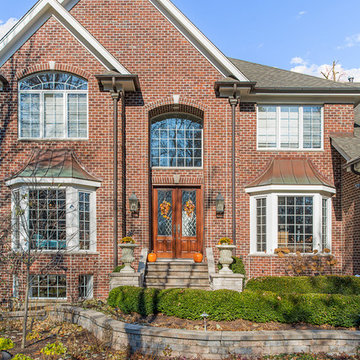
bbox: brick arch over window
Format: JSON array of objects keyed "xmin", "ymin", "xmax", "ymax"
[
  {"xmin": 146, "ymin": 96, "xmax": 206, "ymax": 120},
  {"xmin": 16, "ymin": 63, "xmax": 91, "ymax": 81}
]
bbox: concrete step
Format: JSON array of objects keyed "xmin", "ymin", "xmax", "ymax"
[
  {"xmin": 146, "ymin": 263, "xmax": 208, "ymax": 272},
  {"xmin": 144, "ymin": 283, "xmax": 210, "ymax": 290},
  {"xmin": 145, "ymin": 270, "xmax": 208, "ymax": 277},
  {"xmin": 144, "ymin": 261, "xmax": 210, "ymax": 289}
]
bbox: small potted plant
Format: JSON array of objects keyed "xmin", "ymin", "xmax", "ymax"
[
  {"xmin": 119, "ymin": 236, "xmax": 138, "ymax": 273},
  {"xmin": 216, "ymin": 237, "xmax": 236, "ymax": 274}
]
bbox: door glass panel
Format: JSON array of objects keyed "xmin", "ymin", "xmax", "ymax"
[
  {"xmin": 158, "ymin": 190, "xmax": 173, "ymax": 236},
  {"xmin": 182, "ymin": 190, "xmax": 196, "ymax": 237}
]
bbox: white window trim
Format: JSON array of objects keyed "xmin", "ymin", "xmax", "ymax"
[
  {"xmin": 18, "ymin": 87, "xmax": 89, "ymax": 141},
  {"xmin": 256, "ymin": 104, "xmax": 324, "ymax": 151},
  {"xmin": 10, "ymin": 184, "xmax": 97, "ymax": 253},
  {"xmin": 249, "ymin": 191, "xmax": 332, "ymax": 255}
]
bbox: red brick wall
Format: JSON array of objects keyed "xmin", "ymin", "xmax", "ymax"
[{"xmin": 0, "ymin": 0, "xmax": 357, "ymax": 302}]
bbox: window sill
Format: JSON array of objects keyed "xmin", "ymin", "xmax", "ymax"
[
  {"xmin": 152, "ymin": 167, "xmax": 203, "ymax": 170},
  {"xmin": 248, "ymin": 252, "xmax": 332, "ymax": 257},
  {"xmin": 18, "ymin": 138, "xmax": 89, "ymax": 142},
  {"xmin": 13, "ymin": 250, "xmax": 99, "ymax": 255},
  {"xmin": 256, "ymin": 148, "xmax": 324, "ymax": 152}
]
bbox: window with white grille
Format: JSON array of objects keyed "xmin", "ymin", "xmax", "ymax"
[
  {"xmin": 257, "ymin": 105, "xmax": 323, "ymax": 150},
  {"xmin": 19, "ymin": 72, "xmax": 88, "ymax": 139}
]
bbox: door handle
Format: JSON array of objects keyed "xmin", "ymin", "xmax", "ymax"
[
  {"xmin": 174, "ymin": 224, "xmax": 176, "ymax": 236},
  {"xmin": 178, "ymin": 224, "xmax": 180, "ymax": 235}
]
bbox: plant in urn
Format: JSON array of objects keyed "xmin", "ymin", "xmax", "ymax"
[
  {"xmin": 216, "ymin": 237, "xmax": 236, "ymax": 274},
  {"xmin": 119, "ymin": 236, "xmax": 138, "ymax": 273}
]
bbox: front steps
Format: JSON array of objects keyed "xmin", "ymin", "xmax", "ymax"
[{"xmin": 144, "ymin": 261, "xmax": 210, "ymax": 289}]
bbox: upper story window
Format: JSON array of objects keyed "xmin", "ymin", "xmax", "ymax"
[
  {"xmin": 19, "ymin": 72, "xmax": 88, "ymax": 139},
  {"xmin": 257, "ymin": 105, "xmax": 323, "ymax": 150},
  {"xmin": 150, "ymin": 113, "xmax": 203, "ymax": 168}
]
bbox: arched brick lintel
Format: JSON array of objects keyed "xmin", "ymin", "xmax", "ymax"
[
  {"xmin": 16, "ymin": 63, "xmax": 91, "ymax": 81},
  {"xmin": 146, "ymin": 96, "xmax": 207, "ymax": 120}
]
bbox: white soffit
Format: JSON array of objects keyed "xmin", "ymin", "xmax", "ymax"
[
  {"xmin": 0, "ymin": 0, "xmax": 130, "ymax": 74},
  {"xmin": 148, "ymin": 0, "xmax": 249, "ymax": 82}
]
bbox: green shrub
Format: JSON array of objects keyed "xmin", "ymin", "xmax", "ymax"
[
  {"xmin": 246, "ymin": 276, "xmax": 360, "ymax": 295},
  {"xmin": 107, "ymin": 286, "xmax": 360, "ymax": 327},
  {"xmin": 113, "ymin": 264, "xmax": 125, "ymax": 273},
  {"xmin": 13, "ymin": 355, "xmax": 34, "ymax": 360},
  {"xmin": 218, "ymin": 256, "xmax": 246, "ymax": 276},
  {"xmin": 41, "ymin": 341, "xmax": 67, "ymax": 357},
  {"xmin": 0, "ymin": 337, "xmax": 14, "ymax": 351}
]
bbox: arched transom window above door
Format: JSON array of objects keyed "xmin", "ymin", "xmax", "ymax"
[
  {"xmin": 18, "ymin": 72, "xmax": 88, "ymax": 139},
  {"xmin": 150, "ymin": 113, "xmax": 203, "ymax": 168}
]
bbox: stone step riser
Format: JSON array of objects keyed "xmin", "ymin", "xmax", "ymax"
[
  {"xmin": 146, "ymin": 265, "xmax": 208, "ymax": 272},
  {"xmin": 144, "ymin": 278, "xmax": 209, "ymax": 286},
  {"xmin": 145, "ymin": 271, "xmax": 208, "ymax": 277},
  {"xmin": 145, "ymin": 284, "xmax": 210, "ymax": 290}
]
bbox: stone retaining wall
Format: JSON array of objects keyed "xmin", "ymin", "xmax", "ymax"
[{"xmin": 51, "ymin": 306, "xmax": 360, "ymax": 359}]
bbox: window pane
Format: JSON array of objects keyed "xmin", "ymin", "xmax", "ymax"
[
  {"xmin": 29, "ymin": 189, "xmax": 67, "ymax": 250},
  {"xmin": 30, "ymin": 275, "xmax": 66, "ymax": 299},
  {"xmin": 280, "ymin": 106, "xmax": 299, "ymax": 148},
  {"xmin": 150, "ymin": 114, "xmax": 203, "ymax": 167},
  {"xmin": 158, "ymin": 190, "xmax": 172, "ymax": 236},
  {"xmin": 258, "ymin": 106, "xmax": 277, "ymax": 148},
  {"xmin": 68, "ymin": 94, "xmax": 88, "ymax": 138},
  {"xmin": 322, "ymin": 198, "xmax": 330, "ymax": 250},
  {"xmin": 79, "ymin": 275, "xmax": 93, "ymax": 299},
  {"xmin": 303, "ymin": 106, "xmax": 322, "ymax": 149},
  {"xmin": 256, "ymin": 198, "xmax": 266, "ymax": 252},
  {"xmin": 44, "ymin": 94, "xmax": 64, "ymax": 138},
  {"xmin": 79, "ymin": 192, "xmax": 91, "ymax": 250},
  {"xmin": 20, "ymin": 94, "xmax": 40, "ymax": 138},
  {"xmin": 278, "ymin": 196, "xmax": 313, "ymax": 253}
]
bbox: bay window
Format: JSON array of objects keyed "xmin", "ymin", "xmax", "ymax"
[
  {"xmin": 250, "ymin": 193, "xmax": 331, "ymax": 254},
  {"xmin": 19, "ymin": 72, "xmax": 88, "ymax": 139},
  {"xmin": 257, "ymin": 105, "xmax": 323, "ymax": 150},
  {"xmin": 11, "ymin": 186, "xmax": 96, "ymax": 252}
]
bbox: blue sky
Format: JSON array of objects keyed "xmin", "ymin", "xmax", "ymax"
[{"xmin": 2, "ymin": 0, "xmax": 360, "ymax": 80}]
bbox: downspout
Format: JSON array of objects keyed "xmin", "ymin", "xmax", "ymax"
[
  {"xmin": 121, "ymin": 93, "xmax": 127, "ymax": 238},
  {"xmin": 111, "ymin": 88, "xmax": 122, "ymax": 268},
  {"xmin": 229, "ymin": 84, "xmax": 240, "ymax": 244}
]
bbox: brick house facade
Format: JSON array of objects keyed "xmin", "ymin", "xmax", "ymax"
[{"xmin": 1, "ymin": 0, "xmax": 360, "ymax": 302}]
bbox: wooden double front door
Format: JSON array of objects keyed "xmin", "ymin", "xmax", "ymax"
[{"xmin": 153, "ymin": 187, "xmax": 203, "ymax": 259}]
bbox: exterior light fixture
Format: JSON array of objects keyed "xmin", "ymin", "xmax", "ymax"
[
  {"xmin": 129, "ymin": 192, "xmax": 139, "ymax": 214},
  {"xmin": 216, "ymin": 193, "xmax": 225, "ymax": 215}
]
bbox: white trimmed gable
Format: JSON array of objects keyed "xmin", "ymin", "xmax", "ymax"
[
  {"xmin": 0, "ymin": 0, "xmax": 130, "ymax": 74},
  {"xmin": 0, "ymin": 0, "xmax": 250, "ymax": 82}
]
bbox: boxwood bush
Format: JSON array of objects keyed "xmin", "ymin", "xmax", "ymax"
[
  {"xmin": 107, "ymin": 286, "xmax": 360, "ymax": 327},
  {"xmin": 246, "ymin": 276, "xmax": 360, "ymax": 295}
]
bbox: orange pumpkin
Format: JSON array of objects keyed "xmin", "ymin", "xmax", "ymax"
[
  {"xmin": 148, "ymin": 252, "xmax": 157, "ymax": 262},
  {"xmin": 193, "ymin": 253, "xmax": 203, "ymax": 263}
]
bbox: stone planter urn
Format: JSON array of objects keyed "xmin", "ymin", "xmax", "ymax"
[
  {"xmin": 216, "ymin": 245, "xmax": 236, "ymax": 274},
  {"xmin": 119, "ymin": 243, "xmax": 138, "ymax": 273}
]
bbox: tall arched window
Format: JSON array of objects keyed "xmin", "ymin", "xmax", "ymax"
[
  {"xmin": 150, "ymin": 113, "xmax": 203, "ymax": 168},
  {"xmin": 19, "ymin": 72, "xmax": 88, "ymax": 139}
]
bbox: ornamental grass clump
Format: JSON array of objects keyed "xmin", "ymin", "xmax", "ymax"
[{"xmin": 0, "ymin": 338, "xmax": 14, "ymax": 351}]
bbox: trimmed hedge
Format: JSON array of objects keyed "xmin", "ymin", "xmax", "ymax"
[
  {"xmin": 108, "ymin": 286, "xmax": 360, "ymax": 327},
  {"xmin": 246, "ymin": 276, "xmax": 360, "ymax": 295}
]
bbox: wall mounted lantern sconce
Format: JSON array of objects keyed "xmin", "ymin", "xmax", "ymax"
[
  {"xmin": 216, "ymin": 193, "xmax": 225, "ymax": 216},
  {"xmin": 129, "ymin": 192, "xmax": 140, "ymax": 214}
]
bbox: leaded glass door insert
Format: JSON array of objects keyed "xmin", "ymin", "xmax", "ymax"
[{"xmin": 153, "ymin": 187, "xmax": 202, "ymax": 259}]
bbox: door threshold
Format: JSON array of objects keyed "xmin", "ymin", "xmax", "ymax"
[{"xmin": 156, "ymin": 258, "xmax": 194, "ymax": 263}]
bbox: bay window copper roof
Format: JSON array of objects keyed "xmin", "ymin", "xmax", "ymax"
[
  {"xmin": 245, "ymin": 158, "xmax": 334, "ymax": 188},
  {"xmin": 9, "ymin": 149, "xmax": 102, "ymax": 182}
]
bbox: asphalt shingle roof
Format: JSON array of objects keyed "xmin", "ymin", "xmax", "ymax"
[
  {"xmin": 229, "ymin": 58, "xmax": 360, "ymax": 91},
  {"xmin": 331, "ymin": 132, "xmax": 360, "ymax": 163}
]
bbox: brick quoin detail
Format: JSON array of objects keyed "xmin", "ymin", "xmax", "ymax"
[{"xmin": 0, "ymin": 0, "xmax": 358, "ymax": 303}]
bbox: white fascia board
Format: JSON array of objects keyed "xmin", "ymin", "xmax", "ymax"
[
  {"xmin": 245, "ymin": 184, "xmax": 336, "ymax": 195},
  {"xmin": 6, "ymin": 177, "xmax": 102, "ymax": 189},
  {"xmin": 0, "ymin": 0, "xmax": 130, "ymax": 74},
  {"xmin": 148, "ymin": 0, "xmax": 249, "ymax": 82}
]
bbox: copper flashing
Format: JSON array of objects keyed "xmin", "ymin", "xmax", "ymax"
[{"xmin": 246, "ymin": 158, "xmax": 334, "ymax": 188}]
